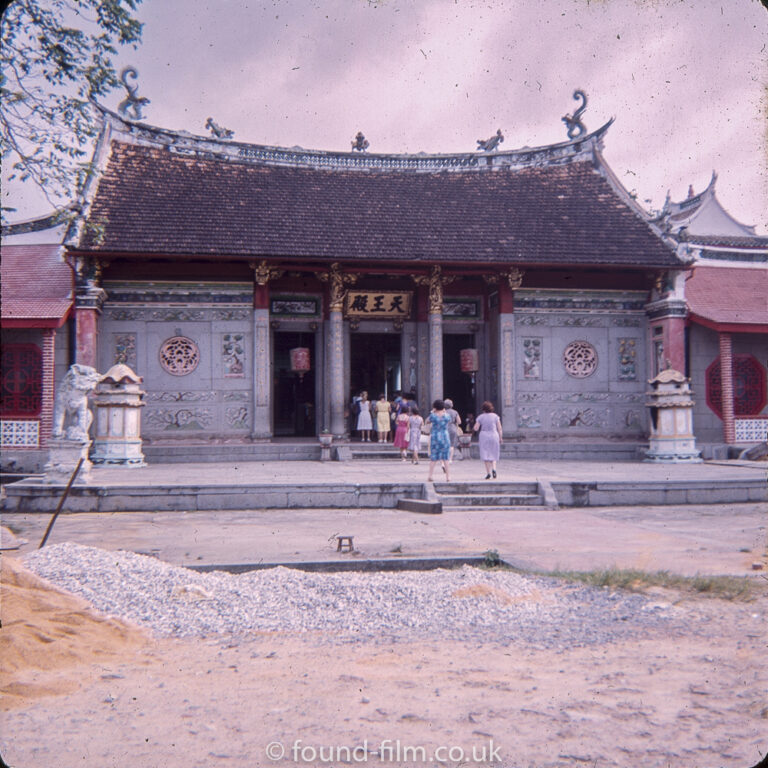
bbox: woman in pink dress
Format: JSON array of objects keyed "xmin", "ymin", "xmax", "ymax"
[{"xmin": 393, "ymin": 410, "xmax": 410, "ymax": 460}]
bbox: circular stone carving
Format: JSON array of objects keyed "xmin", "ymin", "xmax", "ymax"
[
  {"xmin": 159, "ymin": 336, "xmax": 200, "ymax": 376},
  {"xmin": 563, "ymin": 340, "xmax": 598, "ymax": 378}
]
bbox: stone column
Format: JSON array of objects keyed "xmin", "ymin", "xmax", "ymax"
[
  {"xmin": 74, "ymin": 256, "xmax": 106, "ymax": 368},
  {"xmin": 412, "ymin": 266, "xmax": 455, "ymax": 407},
  {"xmin": 250, "ymin": 261, "xmax": 284, "ymax": 440},
  {"xmin": 319, "ymin": 263, "xmax": 357, "ymax": 437},
  {"xmin": 645, "ymin": 271, "xmax": 688, "ymax": 375},
  {"xmin": 718, "ymin": 331, "xmax": 736, "ymax": 444},
  {"xmin": 328, "ymin": 309, "xmax": 345, "ymax": 436},
  {"xmin": 428, "ymin": 313, "xmax": 443, "ymax": 404},
  {"xmin": 490, "ymin": 268, "xmax": 523, "ymax": 437}
]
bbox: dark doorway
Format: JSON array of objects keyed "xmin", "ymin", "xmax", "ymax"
[
  {"xmin": 273, "ymin": 331, "xmax": 316, "ymax": 436},
  {"xmin": 443, "ymin": 333, "xmax": 476, "ymax": 424},
  {"xmin": 350, "ymin": 333, "xmax": 402, "ymax": 402}
]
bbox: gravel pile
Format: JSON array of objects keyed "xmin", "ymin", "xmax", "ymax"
[{"xmin": 23, "ymin": 542, "xmax": 677, "ymax": 648}]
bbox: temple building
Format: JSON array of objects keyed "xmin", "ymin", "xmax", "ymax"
[{"xmin": 2, "ymin": 99, "xmax": 765, "ymax": 469}]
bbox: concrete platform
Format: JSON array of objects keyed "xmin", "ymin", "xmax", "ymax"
[{"xmin": 1, "ymin": 456, "xmax": 765, "ymax": 513}]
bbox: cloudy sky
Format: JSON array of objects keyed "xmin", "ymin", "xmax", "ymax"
[{"xmin": 6, "ymin": 0, "xmax": 768, "ymax": 233}]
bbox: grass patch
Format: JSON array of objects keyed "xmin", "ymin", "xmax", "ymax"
[{"xmin": 542, "ymin": 567, "xmax": 761, "ymax": 601}]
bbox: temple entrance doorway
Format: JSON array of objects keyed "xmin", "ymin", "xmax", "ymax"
[
  {"xmin": 443, "ymin": 333, "xmax": 476, "ymax": 426},
  {"xmin": 350, "ymin": 332, "xmax": 401, "ymax": 403},
  {"xmin": 273, "ymin": 331, "xmax": 316, "ymax": 437}
]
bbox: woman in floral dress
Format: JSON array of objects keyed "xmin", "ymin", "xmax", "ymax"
[
  {"xmin": 427, "ymin": 400, "xmax": 452, "ymax": 482},
  {"xmin": 407, "ymin": 405, "xmax": 424, "ymax": 463}
]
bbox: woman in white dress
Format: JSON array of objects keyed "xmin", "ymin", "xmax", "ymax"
[
  {"xmin": 356, "ymin": 390, "xmax": 373, "ymax": 442},
  {"xmin": 473, "ymin": 400, "xmax": 503, "ymax": 479}
]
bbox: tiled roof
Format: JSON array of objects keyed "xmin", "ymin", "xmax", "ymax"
[
  {"xmin": 688, "ymin": 234, "xmax": 768, "ymax": 249},
  {"xmin": 686, "ymin": 266, "xmax": 768, "ymax": 328},
  {"xmin": 1, "ymin": 244, "xmax": 73, "ymax": 323},
  {"xmin": 77, "ymin": 141, "xmax": 680, "ymax": 268}
]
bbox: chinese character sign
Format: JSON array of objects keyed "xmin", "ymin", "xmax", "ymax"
[{"xmin": 344, "ymin": 291, "xmax": 412, "ymax": 318}]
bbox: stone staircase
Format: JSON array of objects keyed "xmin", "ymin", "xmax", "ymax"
[
  {"xmin": 432, "ymin": 480, "xmax": 547, "ymax": 511},
  {"xmin": 348, "ymin": 442, "xmax": 414, "ymax": 460}
]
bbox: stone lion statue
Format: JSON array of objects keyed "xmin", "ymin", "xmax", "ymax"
[{"xmin": 52, "ymin": 364, "xmax": 102, "ymax": 441}]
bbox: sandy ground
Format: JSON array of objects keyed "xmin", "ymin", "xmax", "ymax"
[{"xmin": 1, "ymin": 555, "xmax": 766, "ymax": 768}]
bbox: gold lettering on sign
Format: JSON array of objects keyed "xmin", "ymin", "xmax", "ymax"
[{"xmin": 344, "ymin": 291, "xmax": 413, "ymax": 318}]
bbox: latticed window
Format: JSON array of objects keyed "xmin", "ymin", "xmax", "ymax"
[
  {"xmin": 0, "ymin": 344, "xmax": 43, "ymax": 417},
  {"xmin": 706, "ymin": 354, "xmax": 767, "ymax": 418}
]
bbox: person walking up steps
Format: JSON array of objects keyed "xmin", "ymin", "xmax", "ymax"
[
  {"xmin": 393, "ymin": 408, "xmax": 410, "ymax": 460},
  {"xmin": 407, "ymin": 405, "xmax": 423, "ymax": 463},
  {"xmin": 444, "ymin": 398, "xmax": 462, "ymax": 463},
  {"xmin": 427, "ymin": 400, "xmax": 452, "ymax": 482},
  {"xmin": 374, "ymin": 393, "xmax": 391, "ymax": 443},
  {"xmin": 473, "ymin": 400, "xmax": 503, "ymax": 479},
  {"xmin": 356, "ymin": 390, "xmax": 373, "ymax": 442}
]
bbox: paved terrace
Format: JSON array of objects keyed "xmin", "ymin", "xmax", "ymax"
[{"xmin": 1, "ymin": 458, "xmax": 766, "ymax": 578}]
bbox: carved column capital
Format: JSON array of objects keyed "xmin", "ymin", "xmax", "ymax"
[
  {"xmin": 249, "ymin": 259, "xmax": 285, "ymax": 286},
  {"xmin": 411, "ymin": 265, "xmax": 455, "ymax": 315},
  {"xmin": 483, "ymin": 267, "xmax": 524, "ymax": 291},
  {"xmin": 318, "ymin": 262, "xmax": 358, "ymax": 312},
  {"xmin": 504, "ymin": 267, "xmax": 524, "ymax": 290}
]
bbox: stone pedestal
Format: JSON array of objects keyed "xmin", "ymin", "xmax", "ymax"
[
  {"xmin": 90, "ymin": 364, "xmax": 146, "ymax": 466},
  {"xmin": 645, "ymin": 368, "xmax": 702, "ymax": 463},
  {"xmin": 319, "ymin": 433, "xmax": 333, "ymax": 461},
  {"xmin": 44, "ymin": 439, "xmax": 92, "ymax": 484}
]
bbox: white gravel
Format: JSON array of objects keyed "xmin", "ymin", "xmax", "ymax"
[{"xmin": 23, "ymin": 542, "xmax": 677, "ymax": 648}]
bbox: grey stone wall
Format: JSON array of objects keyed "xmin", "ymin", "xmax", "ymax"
[
  {"xmin": 100, "ymin": 282, "xmax": 253, "ymax": 441},
  {"xmin": 511, "ymin": 290, "xmax": 648, "ymax": 439}
]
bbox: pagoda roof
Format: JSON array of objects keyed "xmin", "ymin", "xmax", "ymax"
[
  {"xmin": 655, "ymin": 172, "xmax": 758, "ymax": 239},
  {"xmin": 72, "ymin": 111, "xmax": 681, "ymax": 269}
]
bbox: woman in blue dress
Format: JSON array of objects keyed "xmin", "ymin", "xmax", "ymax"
[{"xmin": 427, "ymin": 399, "xmax": 452, "ymax": 482}]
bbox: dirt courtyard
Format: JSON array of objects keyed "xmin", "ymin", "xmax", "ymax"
[{"xmin": 1, "ymin": 553, "xmax": 766, "ymax": 768}]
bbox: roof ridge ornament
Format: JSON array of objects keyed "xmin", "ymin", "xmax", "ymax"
[
  {"xmin": 205, "ymin": 117, "xmax": 234, "ymax": 140},
  {"xmin": 117, "ymin": 67, "xmax": 150, "ymax": 122},
  {"xmin": 562, "ymin": 89, "xmax": 588, "ymax": 140},
  {"xmin": 477, "ymin": 129, "xmax": 504, "ymax": 152},
  {"xmin": 351, "ymin": 132, "xmax": 369, "ymax": 152}
]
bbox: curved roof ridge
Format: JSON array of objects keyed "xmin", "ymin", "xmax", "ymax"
[{"xmin": 93, "ymin": 101, "xmax": 615, "ymax": 173}]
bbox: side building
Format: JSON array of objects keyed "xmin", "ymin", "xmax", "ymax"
[
  {"xmin": 652, "ymin": 175, "xmax": 768, "ymax": 455},
  {"xmin": 1, "ymin": 215, "xmax": 74, "ymax": 474}
]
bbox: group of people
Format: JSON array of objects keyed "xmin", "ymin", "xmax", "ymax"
[{"xmin": 351, "ymin": 390, "xmax": 503, "ymax": 480}]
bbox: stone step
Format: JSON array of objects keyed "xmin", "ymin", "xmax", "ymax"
[
  {"xmin": 349, "ymin": 450, "xmax": 408, "ymax": 460},
  {"xmin": 437, "ymin": 493, "xmax": 543, "ymax": 507},
  {"xmin": 434, "ymin": 482, "xmax": 541, "ymax": 494},
  {"xmin": 441, "ymin": 505, "xmax": 546, "ymax": 513}
]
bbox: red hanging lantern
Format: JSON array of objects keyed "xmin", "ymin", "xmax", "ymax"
[
  {"xmin": 460, "ymin": 348, "xmax": 479, "ymax": 373},
  {"xmin": 290, "ymin": 347, "xmax": 311, "ymax": 380}
]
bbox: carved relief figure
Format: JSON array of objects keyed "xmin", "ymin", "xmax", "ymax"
[{"xmin": 52, "ymin": 364, "xmax": 102, "ymax": 441}]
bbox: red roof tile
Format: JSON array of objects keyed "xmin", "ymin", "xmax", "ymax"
[
  {"xmin": 686, "ymin": 266, "xmax": 768, "ymax": 329},
  {"xmin": 1, "ymin": 244, "xmax": 73, "ymax": 323},
  {"xmin": 76, "ymin": 141, "xmax": 680, "ymax": 268}
]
